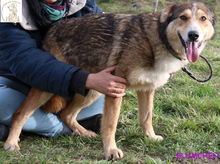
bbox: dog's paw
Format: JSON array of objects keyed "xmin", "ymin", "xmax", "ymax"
[
  {"xmin": 152, "ymin": 135, "xmax": 164, "ymax": 141},
  {"xmin": 81, "ymin": 130, "xmax": 97, "ymax": 138},
  {"xmin": 72, "ymin": 129, "xmax": 97, "ymax": 138},
  {"xmin": 105, "ymin": 148, "xmax": 124, "ymax": 160},
  {"xmin": 4, "ymin": 141, "xmax": 20, "ymax": 151}
]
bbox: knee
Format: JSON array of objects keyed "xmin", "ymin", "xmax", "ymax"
[{"xmin": 0, "ymin": 86, "xmax": 26, "ymax": 125}]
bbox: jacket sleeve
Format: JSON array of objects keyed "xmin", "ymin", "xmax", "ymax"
[{"xmin": 0, "ymin": 23, "xmax": 89, "ymax": 98}]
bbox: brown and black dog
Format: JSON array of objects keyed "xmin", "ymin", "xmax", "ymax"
[{"xmin": 4, "ymin": 2, "xmax": 216, "ymax": 160}]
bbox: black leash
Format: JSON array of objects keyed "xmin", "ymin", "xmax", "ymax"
[{"xmin": 182, "ymin": 55, "xmax": 213, "ymax": 82}]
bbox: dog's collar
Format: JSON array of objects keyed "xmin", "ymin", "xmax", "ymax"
[
  {"xmin": 160, "ymin": 30, "xmax": 185, "ymax": 61},
  {"xmin": 159, "ymin": 21, "xmax": 185, "ymax": 61},
  {"xmin": 164, "ymin": 42, "xmax": 185, "ymax": 61}
]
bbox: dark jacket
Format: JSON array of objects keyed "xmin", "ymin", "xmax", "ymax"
[{"xmin": 0, "ymin": 0, "xmax": 103, "ymax": 98}]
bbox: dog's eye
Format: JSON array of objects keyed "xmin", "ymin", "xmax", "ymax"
[
  {"xmin": 180, "ymin": 15, "xmax": 187, "ymax": 20},
  {"xmin": 201, "ymin": 16, "xmax": 207, "ymax": 21}
]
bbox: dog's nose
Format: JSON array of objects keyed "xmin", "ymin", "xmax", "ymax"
[{"xmin": 188, "ymin": 31, "xmax": 199, "ymax": 41}]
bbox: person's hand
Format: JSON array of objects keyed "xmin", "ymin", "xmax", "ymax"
[{"xmin": 85, "ymin": 66, "xmax": 128, "ymax": 98}]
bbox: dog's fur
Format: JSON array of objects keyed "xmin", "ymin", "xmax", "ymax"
[{"xmin": 4, "ymin": 2, "xmax": 216, "ymax": 160}]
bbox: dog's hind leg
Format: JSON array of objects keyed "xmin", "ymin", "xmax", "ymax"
[
  {"xmin": 137, "ymin": 90, "xmax": 163, "ymax": 141},
  {"xmin": 101, "ymin": 96, "xmax": 124, "ymax": 160},
  {"xmin": 60, "ymin": 90, "xmax": 101, "ymax": 138},
  {"xmin": 4, "ymin": 88, "xmax": 53, "ymax": 151}
]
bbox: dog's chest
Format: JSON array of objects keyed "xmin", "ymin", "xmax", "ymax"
[{"xmin": 127, "ymin": 54, "xmax": 188, "ymax": 91}]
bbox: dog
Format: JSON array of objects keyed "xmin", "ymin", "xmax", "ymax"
[{"xmin": 4, "ymin": 2, "xmax": 216, "ymax": 160}]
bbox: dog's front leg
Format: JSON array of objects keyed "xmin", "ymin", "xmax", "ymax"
[
  {"xmin": 4, "ymin": 88, "xmax": 53, "ymax": 151},
  {"xmin": 137, "ymin": 90, "xmax": 163, "ymax": 141},
  {"xmin": 101, "ymin": 96, "xmax": 123, "ymax": 160}
]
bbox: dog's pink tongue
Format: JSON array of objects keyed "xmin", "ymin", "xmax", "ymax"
[{"xmin": 186, "ymin": 42, "xmax": 199, "ymax": 63}]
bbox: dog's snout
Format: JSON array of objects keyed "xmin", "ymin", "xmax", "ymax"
[{"xmin": 188, "ymin": 31, "xmax": 199, "ymax": 41}]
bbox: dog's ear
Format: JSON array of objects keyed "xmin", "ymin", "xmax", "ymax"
[
  {"xmin": 210, "ymin": 10, "xmax": 217, "ymax": 29},
  {"xmin": 212, "ymin": 16, "xmax": 217, "ymax": 28},
  {"xmin": 211, "ymin": 16, "xmax": 217, "ymax": 40},
  {"xmin": 207, "ymin": 6, "xmax": 217, "ymax": 29},
  {"xmin": 160, "ymin": 5, "xmax": 175, "ymax": 23}
]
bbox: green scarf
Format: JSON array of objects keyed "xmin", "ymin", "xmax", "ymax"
[{"xmin": 40, "ymin": 0, "xmax": 66, "ymax": 21}]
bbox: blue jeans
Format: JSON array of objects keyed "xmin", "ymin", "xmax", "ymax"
[{"xmin": 0, "ymin": 77, "xmax": 104, "ymax": 137}]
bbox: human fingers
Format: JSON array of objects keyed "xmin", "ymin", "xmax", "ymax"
[
  {"xmin": 112, "ymin": 76, "xmax": 128, "ymax": 87},
  {"xmin": 111, "ymin": 87, "xmax": 125, "ymax": 94},
  {"xmin": 104, "ymin": 66, "xmax": 128, "ymax": 85},
  {"xmin": 109, "ymin": 81, "xmax": 126, "ymax": 91},
  {"xmin": 105, "ymin": 86, "xmax": 126, "ymax": 98},
  {"xmin": 104, "ymin": 66, "xmax": 117, "ymax": 73}
]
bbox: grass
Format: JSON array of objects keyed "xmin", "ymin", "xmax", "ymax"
[{"xmin": 0, "ymin": 0, "xmax": 220, "ymax": 163}]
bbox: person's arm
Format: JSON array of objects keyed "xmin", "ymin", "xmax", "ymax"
[{"xmin": 0, "ymin": 23, "xmax": 84, "ymax": 98}]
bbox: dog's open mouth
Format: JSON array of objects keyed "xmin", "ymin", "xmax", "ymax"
[{"xmin": 178, "ymin": 33, "xmax": 202, "ymax": 63}]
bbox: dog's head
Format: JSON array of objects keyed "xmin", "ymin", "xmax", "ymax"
[{"xmin": 159, "ymin": 2, "xmax": 216, "ymax": 62}]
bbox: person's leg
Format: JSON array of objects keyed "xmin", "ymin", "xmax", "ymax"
[
  {"xmin": 0, "ymin": 78, "xmax": 104, "ymax": 138},
  {"xmin": 0, "ymin": 82, "xmax": 69, "ymax": 137}
]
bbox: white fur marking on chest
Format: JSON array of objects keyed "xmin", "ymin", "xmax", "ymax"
[{"xmin": 127, "ymin": 53, "xmax": 188, "ymax": 91}]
